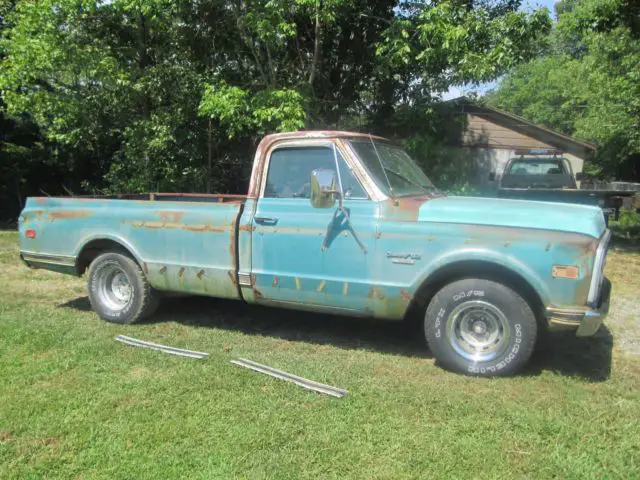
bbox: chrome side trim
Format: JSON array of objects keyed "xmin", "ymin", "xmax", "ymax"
[
  {"xmin": 587, "ymin": 229, "xmax": 611, "ymax": 306},
  {"xmin": 114, "ymin": 335, "xmax": 209, "ymax": 359},
  {"xmin": 546, "ymin": 277, "xmax": 611, "ymax": 337},
  {"xmin": 20, "ymin": 251, "xmax": 76, "ymax": 267},
  {"xmin": 238, "ymin": 272, "xmax": 252, "ymax": 286},
  {"xmin": 231, "ymin": 358, "xmax": 348, "ymax": 398},
  {"xmin": 577, "ymin": 278, "xmax": 611, "ymax": 337}
]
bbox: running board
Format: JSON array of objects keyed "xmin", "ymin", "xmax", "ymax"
[
  {"xmin": 114, "ymin": 335, "xmax": 209, "ymax": 359},
  {"xmin": 231, "ymin": 358, "xmax": 348, "ymax": 398}
]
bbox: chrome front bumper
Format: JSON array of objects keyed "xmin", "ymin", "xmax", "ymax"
[{"xmin": 546, "ymin": 277, "xmax": 611, "ymax": 337}]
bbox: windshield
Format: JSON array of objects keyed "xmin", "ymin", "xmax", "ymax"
[
  {"xmin": 348, "ymin": 140, "xmax": 437, "ymax": 197},
  {"xmin": 506, "ymin": 158, "xmax": 569, "ymax": 176}
]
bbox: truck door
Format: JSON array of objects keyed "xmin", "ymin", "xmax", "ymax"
[{"xmin": 249, "ymin": 142, "xmax": 376, "ymax": 313}]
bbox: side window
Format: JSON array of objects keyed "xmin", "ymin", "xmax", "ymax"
[
  {"xmin": 264, "ymin": 146, "xmax": 368, "ymax": 200},
  {"xmin": 337, "ymin": 152, "xmax": 368, "ymax": 200}
]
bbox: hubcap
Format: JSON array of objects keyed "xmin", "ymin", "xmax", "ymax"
[
  {"xmin": 97, "ymin": 264, "xmax": 133, "ymax": 311},
  {"xmin": 445, "ymin": 300, "xmax": 511, "ymax": 362}
]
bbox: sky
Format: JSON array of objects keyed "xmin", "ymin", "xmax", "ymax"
[{"xmin": 441, "ymin": 0, "xmax": 557, "ymax": 100}]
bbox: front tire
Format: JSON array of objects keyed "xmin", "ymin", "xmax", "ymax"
[
  {"xmin": 87, "ymin": 251, "xmax": 159, "ymax": 324},
  {"xmin": 425, "ymin": 278, "xmax": 537, "ymax": 376}
]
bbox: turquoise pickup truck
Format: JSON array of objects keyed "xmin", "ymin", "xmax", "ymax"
[{"xmin": 18, "ymin": 131, "xmax": 611, "ymax": 376}]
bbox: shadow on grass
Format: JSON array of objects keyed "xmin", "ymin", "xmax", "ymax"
[
  {"xmin": 59, "ymin": 295, "xmax": 430, "ymax": 359},
  {"xmin": 59, "ymin": 295, "xmax": 613, "ymax": 381},
  {"xmin": 525, "ymin": 327, "xmax": 613, "ymax": 382}
]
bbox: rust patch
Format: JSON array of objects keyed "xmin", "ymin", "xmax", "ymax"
[
  {"xmin": 368, "ymin": 287, "xmax": 385, "ymax": 300},
  {"xmin": 196, "ymin": 269, "xmax": 205, "ymax": 280},
  {"xmin": 183, "ymin": 224, "xmax": 226, "ymax": 233},
  {"xmin": 229, "ymin": 215, "xmax": 238, "ymax": 271},
  {"xmin": 272, "ymin": 276, "xmax": 279, "ymax": 287},
  {"xmin": 227, "ymin": 270, "xmax": 236, "ymax": 285},
  {"xmin": 381, "ymin": 195, "xmax": 432, "ymax": 222},
  {"xmin": 129, "ymin": 221, "xmax": 226, "ymax": 233},
  {"xmin": 316, "ymin": 280, "xmax": 326, "ymax": 292},
  {"xmin": 253, "ymin": 288, "xmax": 263, "ymax": 299},
  {"xmin": 375, "ymin": 231, "xmax": 382, "ymax": 239},
  {"xmin": 159, "ymin": 266, "xmax": 167, "ymax": 274},
  {"xmin": 178, "ymin": 267, "xmax": 185, "ymax": 278},
  {"xmin": 48, "ymin": 210, "xmax": 91, "ymax": 219},
  {"xmin": 400, "ymin": 289, "xmax": 412, "ymax": 302},
  {"xmin": 239, "ymin": 224, "xmax": 255, "ymax": 232},
  {"xmin": 156, "ymin": 211, "xmax": 184, "ymax": 223}
]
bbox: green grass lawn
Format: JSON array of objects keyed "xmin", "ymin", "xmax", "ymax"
[{"xmin": 1, "ymin": 231, "xmax": 639, "ymax": 479}]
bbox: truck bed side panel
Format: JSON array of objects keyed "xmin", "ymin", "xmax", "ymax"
[{"xmin": 19, "ymin": 197, "xmax": 243, "ymax": 300}]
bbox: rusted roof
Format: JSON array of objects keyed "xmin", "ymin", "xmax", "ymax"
[{"xmin": 260, "ymin": 130, "xmax": 389, "ymax": 143}]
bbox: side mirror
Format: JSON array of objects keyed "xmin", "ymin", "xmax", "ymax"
[
  {"xmin": 488, "ymin": 172, "xmax": 496, "ymax": 182},
  {"xmin": 576, "ymin": 171, "xmax": 585, "ymax": 181},
  {"xmin": 310, "ymin": 169, "xmax": 338, "ymax": 209}
]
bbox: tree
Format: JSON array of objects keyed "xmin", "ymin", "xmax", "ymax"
[
  {"xmin": 0, "ymin": 0, "xmax": 550, "ymax": 214},
  {"xmin": 489, "ymin": 0, "xmax": 640, "ymax": 180}
]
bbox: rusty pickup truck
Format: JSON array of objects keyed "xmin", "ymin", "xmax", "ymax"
[{"xmin": 18, "ymin": 131, "xmax": 611, "ymax": 376}]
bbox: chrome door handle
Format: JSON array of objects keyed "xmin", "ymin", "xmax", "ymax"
[{"xmin": 254, "ymin": 216, "xmax": 279, "ymax": 225}]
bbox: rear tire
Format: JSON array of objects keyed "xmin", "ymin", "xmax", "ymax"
[
  {"xmin": 424, "ymin": 278, "xmax": 537, "ymax": 376},
  {"xmin": 87, "ymin": 251, "xmax": 159, "ymax": 324}
]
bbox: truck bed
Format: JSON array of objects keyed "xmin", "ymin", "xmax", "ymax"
[{"xmin": 19, "ymin": 195, "xmax": 246, "ymax": 300}]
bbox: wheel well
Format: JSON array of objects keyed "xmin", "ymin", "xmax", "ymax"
[
  {"xmin": 407, "ymin": 260, "xmax": 546, "ymax": 325},
  {"xmin": 75, "ymin": 239, "xmax": 137, "ymax": 275}
]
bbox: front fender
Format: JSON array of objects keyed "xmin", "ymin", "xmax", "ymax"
[{"xmin": 412, "ymin": 247, "xmax": 552, "ymax": 307}]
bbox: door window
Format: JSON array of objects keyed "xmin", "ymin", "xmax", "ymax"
[{"xmin": 264, "ymin": 146, "xmax": 367, "ymax": 199}]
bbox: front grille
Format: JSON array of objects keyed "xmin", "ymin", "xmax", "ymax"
[{"xmin": 587, "ymin": 229, "xmax": 611, "ymax": 307}]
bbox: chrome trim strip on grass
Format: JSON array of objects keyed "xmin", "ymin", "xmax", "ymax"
[
  {"xmin": 231, "ymin": 358, "xmax": 348, "ymax": 398},
  {"xmin": 114, "ymin": 335, "xmax": 209, "ymax": 359}
]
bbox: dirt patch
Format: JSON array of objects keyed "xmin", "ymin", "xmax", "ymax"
[
  {"xmin": 34, "ymin": 437, "xmax": 61, "ymax": 447},
  {"xmin": 607, "ymin": 294, "xmax": 640, "ymax": 356},
  {"xmin": 128, "ymin": 367, "xmax": 151, "ymax": 380},
  {"xmin": 0, "ymin": 431, "xmax": 14, "ymax": 441}
]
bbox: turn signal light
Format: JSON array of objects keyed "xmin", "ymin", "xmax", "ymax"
[
  {"xmin": 552, "ymin": 265, "xmax": 579, "ymax": 279},
  {"xmin": 25, "ymin": 229, "xmax": 36, "ymax": 239}
]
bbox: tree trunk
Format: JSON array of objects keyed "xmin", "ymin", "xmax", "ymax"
[{"xmin": 308, "ymin": 1, "xmax": 322, "ymax": 87}]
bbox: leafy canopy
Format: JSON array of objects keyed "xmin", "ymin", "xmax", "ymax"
[{"xmin": 490, "ymin": 0, "xmax": 640, "ymax": 180}]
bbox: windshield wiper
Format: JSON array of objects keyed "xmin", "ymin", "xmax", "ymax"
[{"xmin": 384, "ymin": 168, "xmax": 433, "ymax": 192}]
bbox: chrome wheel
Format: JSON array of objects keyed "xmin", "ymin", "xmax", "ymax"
[
  {"xmin": 97, "ymin": 264, "xmax": 133, "ymax": 311},
  {"xmin": 445, "ymin": 300, "xmax": 511, "ymax": 362}
]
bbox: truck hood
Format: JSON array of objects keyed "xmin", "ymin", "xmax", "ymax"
[{"xmin": 418, "ymin": 196, "xmax": 606, "ymax": 238}]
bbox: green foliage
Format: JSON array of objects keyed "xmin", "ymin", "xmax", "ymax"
[
  {"xmin": 198, "ymin": 82, "xmax": 306, "ymax": 138},
  {"xmin": 490, "ymin": 0, "xmax": 640, "ymax": 180},
  {"xmin": 610, "ymin": 208, "xmax": 640, "ymax": 245},
  {"xmin": 377, "ymin": 1, "xmax": 551, "ymax": 92},
  {"xmin": 0, "ymin": 0, "xmax": 551, "ymax": 218}
]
